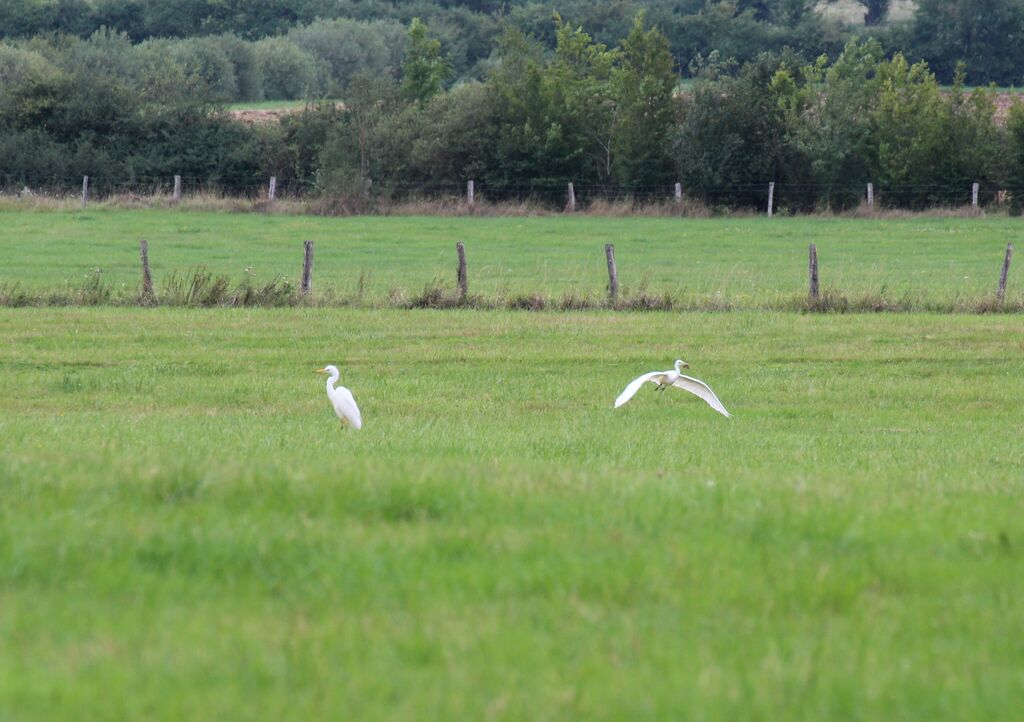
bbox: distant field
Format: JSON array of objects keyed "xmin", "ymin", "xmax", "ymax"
[
  {"xmin": 0, "ymin": 209, "xmax": 1019, "ymax": 308},
  {"xmin": 227, "ymin": 99, "xmax": 342, "ymax": 124},
  {"xmin": 226, "ymin": 100, "xmax": 318, "ymax": 111},
  {"xmin": 1, "ymin": 307, "xmax": 1022, "ymax": 720}
]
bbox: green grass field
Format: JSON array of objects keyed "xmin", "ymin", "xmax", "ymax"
[
  {"xmin": 0, "ymin": 209, "xmax": 1020, "ymax": 307},
  {"xmin": 2, "ymin": 306, "xmax": 1023, "ymax": 720}
]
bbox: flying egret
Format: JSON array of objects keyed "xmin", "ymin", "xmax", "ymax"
[
  {"xmin": 315, "ymin": 365, "xmax": 362, "ymax": 429},
  {"xmin": 615, "ymin": 359, "xmax": 731, "ymax": 418}
]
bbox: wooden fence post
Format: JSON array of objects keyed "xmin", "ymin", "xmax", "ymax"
[
  {"xmin": 567, "ymin": 182, "xmax": 576, "ymax": 212},
  {"xmin": 605, "ymin": 244, "xmax": 618, "ymax": 302},
  {"xmin": 456, "ymin": 242, "xmax": 468, "ymax": 300},
  {"xmin": 81, "ymin": 176, "xmax": 89, "ymax": 207},
  {"xmin": 867, "ymin": 182, "xmax": 874, "ymax": 211},
  {"xmin": 173, "ymin": 175, "xmax": 181, "ymax": 202},
  {"xmin": 674, "ymin": 182, "xmax": 682, "ymax": 203},
  {"xmin": 808, "ymin": 244, "xmax": 819, "ymax": 302},
  {"xmin": 268, "ymin": 176, "xmax": 277, "ymax": 202},
  {"xmin": 998, "ymin": 243, "xmax": 1013, "ymax": 303},
  {"xmin": 972, "ymin": 182, "xmax": 980, "ymax": 209},
  {"xmin": 301, "ymin": 240, "xmax": 314, "ymax": 296},
  {"xmin": 139, "ymin": 239, "xmax": 154, "ymax": 302},
  {"xmin": 467, "ymin": 180, "xmax": 475, "ymax": 207},
  {"xmin": 767, "ymin": 182, "xmax": 775, "ymax": 217}
]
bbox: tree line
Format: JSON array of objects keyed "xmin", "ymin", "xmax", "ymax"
[
  {"xmin": 0, "ymin": 19, "xmax": 407, "ymax": 103},
  {"xmin": 0, "ymin": 0, "xmax": 1023, "ymax": 88},
  {"xmin": 2, "ymin": 14, "xmax": 1024, "ymax": 211}
]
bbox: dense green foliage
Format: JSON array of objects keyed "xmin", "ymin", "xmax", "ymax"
[
  {"xmin": 907, "ymin": 0, "xmax": 1024, "ymax": 86},
  {"xmin": 0, "ymin": 0, "xmax": 1023, "ymax": 86},
  {"xmin": 2, "ymin": 11, "xmax": 1024, "ymax": 208},
  {"xmin": 672, "ymin": 42, "xmax": 1013, "ymax": 209},
  {"xmin": 0, "ymin": 18, "xmax": 406, "ymax": 103},
  {"xmin": 307, "ymin": 30, "xmax": 1021, "ymax": 210},
  {"xmin": 0, "ymin": 33, "xmax": 270, "ymax": 193},
  {"xmin": 0, "ymin": 24, "xmax": 283, "ymax": 190},
  {"xmin": 2, "ymin": 306, "xmax": 1024, "ymax": 720}
]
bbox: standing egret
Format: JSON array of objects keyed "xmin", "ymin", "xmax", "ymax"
[
  {"xmin": 316, "ymin": 365, "xmax": 362, "ymax": 429},
  {"xmin": 615, "ymin": 360, "xmax": 731, "ymax": 418}
]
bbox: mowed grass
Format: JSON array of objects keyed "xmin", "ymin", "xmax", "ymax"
[
  {"xmin": 1, "ymin": 307, "xmax": 1023, "ymax": 720},
  {"xmin": 0, "ymin": 208, "xmax": 1020, "ymax": 306}
]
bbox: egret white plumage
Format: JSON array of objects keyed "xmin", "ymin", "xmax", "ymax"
[
  {"xmin": 316, "ymin": 365, "xmax": 362, "ymax": 429},
  {"xmin": 614, "ymin": 359, "xmax": 731, "ymax": 418}
]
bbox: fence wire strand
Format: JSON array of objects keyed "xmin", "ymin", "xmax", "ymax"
[{"xmin": 2, "ymin": 175, "xmax": 1021, "ymax": 209}]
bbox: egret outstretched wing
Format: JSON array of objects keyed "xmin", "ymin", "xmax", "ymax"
[
  {"xmin": 614, "ymin": 372, "xmax": 665, "ymax": 408},
  {"xmin": 673, "ymin": 374, "xmax": 731, "ymax": 418}
]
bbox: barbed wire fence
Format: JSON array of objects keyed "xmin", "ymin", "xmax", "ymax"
[
  {"xmin": 0, "ymin": 177, "xmax": 1017, "ymax": 310},
  {"xmin": 1, "ymin": 173, "xmax": 1021, "ymax": 213}
]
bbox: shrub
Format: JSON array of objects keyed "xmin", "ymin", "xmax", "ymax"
[
  {"xmin": 253, "ymin": 37, "xmax": 317, "ymax": 100},
  {"xmin": 0, "ymin": 42, "xmax": 58, "ymax": 87},
  {"xmin": 215, "ymin": 33, "xmax": 264, "ymax": 102},
  {"xmin": 167, "ymin": 36, "xmax": 238, "ymax": 103},
  {"xmin": 287, "ymin": 18, "xmax": 405, "ymax": 96}
]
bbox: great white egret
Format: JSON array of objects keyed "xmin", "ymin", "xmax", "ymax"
[
  {"xmin": 315, "ymin": 365, "xmax": 362, "ymax": 429},
  {"xmin": 615, "ymin": 359, "xmax": 731, "ymax": 418}
]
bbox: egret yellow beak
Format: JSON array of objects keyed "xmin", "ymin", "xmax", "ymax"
[
  {"xmin": 682, "ymin": 362, "xmax": 690, "ymax": 369},
  {"xmin": 315, "ymin": 368, "xmax": 327, "ymax": 374}
]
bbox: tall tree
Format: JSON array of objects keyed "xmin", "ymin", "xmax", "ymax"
[
  {"xmin": 673, "ymin": 50, "xmax": 812, "ymax": 209},
  {"xmin": 543, "ymin": 16, "xmax": 619, "ymax": 185},
  {"xmin": 400, "ymin": 17, "xmax": 452, "ymax": 103},
  {"xmin": 610, "ymin": 12, "xmax": 677, "ymax": 190}
]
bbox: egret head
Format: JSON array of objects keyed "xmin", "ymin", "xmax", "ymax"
[
  {"xmin": 316, "ymin": 365, "xmax": 340, "ymax": 376},
  {"xmin": 675, "ymin": 359, "xmax": 690, "ymax": 371}
]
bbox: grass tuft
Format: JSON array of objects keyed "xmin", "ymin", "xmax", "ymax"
[
  {"xmin": 0, "ymin": 281, "xmax": 33, "ymax": 307},
  {"xmin": 407, "ymin": 280, "xmax": 460, "ymax": 309},
  {"xmin": 507, "ymin": 292, "xmax": 547, "ymax": 311},
  {"xmin": 154, "ymin": 267, "xmax": 297, "ymax": 307}
]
